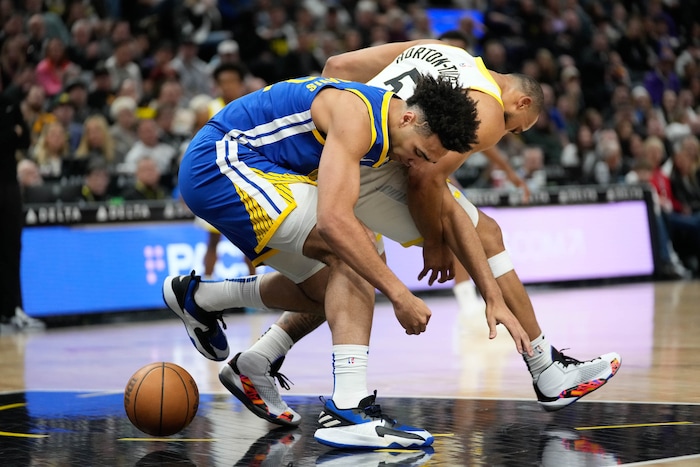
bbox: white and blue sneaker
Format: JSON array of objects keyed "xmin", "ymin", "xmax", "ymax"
[
  {"xmin": 162, "ymin": 271, "xmax": 229, "ymax": 361},
  {"xmin": 314, "ymin": 392, "xmax": 433, "ymax": 449}
]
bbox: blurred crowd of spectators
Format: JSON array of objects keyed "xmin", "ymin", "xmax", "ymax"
[{"xmin": 3, "ymin": 0, "xmax": 700, "ymax": 275}]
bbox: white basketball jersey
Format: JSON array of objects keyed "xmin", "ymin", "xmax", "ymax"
[{"xmin": 367, "ymin": 44, "xmax": 503, "ymax": 108}]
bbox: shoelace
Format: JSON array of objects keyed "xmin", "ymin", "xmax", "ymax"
[
  {"xmin": 270, "ymin": 357, "xmax": 293, "ymax": 390},
  {"xmin": 554, "ymin": 348, "xmax": 582, "ymax": 367}
]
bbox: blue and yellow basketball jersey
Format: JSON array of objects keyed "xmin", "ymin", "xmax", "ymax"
[{"xmin": 206, "ymin": 77, "xmax": 396, "ymax": 176}]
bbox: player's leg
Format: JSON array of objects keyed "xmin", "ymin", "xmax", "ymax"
[
  {"xmin": 203, "ymin": 231, "xmax": 220, "ymax": 279},
  {"xmin": 473, "ymin": 208, "xmax": 621, "ymax": 411}
]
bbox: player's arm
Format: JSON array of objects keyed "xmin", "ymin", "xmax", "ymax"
[
  {"xmin": 482, "ymin": 145, "xmax": 531, "ymax": 202},
  {"xmin": 322, "ymin": 39, "xmax": 441, "ymax": 82},
  {"xmin": 312, "ymin": 89, "xmax": 430, "ymax": 335},
  {"xmin": 408, "ymin": 96, "xmax": 505, "ymax": 282}
]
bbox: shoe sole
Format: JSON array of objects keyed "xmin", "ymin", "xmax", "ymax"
[
  {"xmin": 539, "ymin": 357, "xmax": 622, "ymax": 412},
  {"xmin": 162, "ymin": 275, "xmax": 228, "ymax": 361},
  {"xmin": 314, "ymin": 427, "xmax": 434, "ymax": 449},
  {"xmin": 219, "ymin": 365, "xmax": 300, "ymax": 427}
]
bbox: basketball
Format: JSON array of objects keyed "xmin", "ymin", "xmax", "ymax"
[{"xmin": 124, "ymin": 362, "xmax": 199, "ymax": 436}]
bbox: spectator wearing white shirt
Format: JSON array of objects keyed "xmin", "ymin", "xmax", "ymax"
[{"xmin": 121, "ymin": 118, "xmax": 176, "ymax": 176}]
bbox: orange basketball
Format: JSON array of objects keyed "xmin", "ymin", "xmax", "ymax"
[{"xmin": 124, "ymin": 362, "xmax": 199, "ymax": 436}]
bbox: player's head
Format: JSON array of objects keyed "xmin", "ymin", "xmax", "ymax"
[
  {"xmin": 389, "ymin": 74, "xmax": 479, "ymax": 166},
  {"xmin": 503, "ymin": 73, "xmax": 544, "ymax": 135},
  {"xmin": 437, "ymin": 29, "xmax": 471, "ymax": 51},
  {"xmin": 213, "ymin": 62, "xmax": 249, "ymax": 104}
]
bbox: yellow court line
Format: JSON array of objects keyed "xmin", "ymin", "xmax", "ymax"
[
  {"xmin": 0, "ymin": 403, "xmax": 50, "ymax": 438},
  {"xmin": 0, "ymin": 403, "xmax": 27, "ymax": 411},
  {"xmin": 432, "ymin": 433, "xmax": 455, "ymax": 437},
  {"xmin": 0, "ymin": 431, "xmax": 49, "ymax": 438},
  {"xmin": 576, "ymin": 421, "xmax": 694, "ymax": 431},
  {"xmin": 118, "ymin": 438, "xmax": 219, "ymax": 442}
]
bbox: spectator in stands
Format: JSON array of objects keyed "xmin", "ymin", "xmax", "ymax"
[
  {"xmin": 616, "ymin": 15, "xmax": 654, "ymax": 83},
  {"xmin": 34, "ymin": 37, "xmax": 79, "ymax": 98},
  {"xmin": 646, "ymin": 135, "xmax": 700, "ymax": 274},
  {"xmin": 625, "ymin": 156, "xmax": 687, "ymax": 279},
  {"xmin": 50, "ymin": 92, "xmax": 83, "ymax": 151},
  {"xmin": 20, "ymin": 84, "xmax": 53, "ymax": 147},
  {"xmin": 26, "ymin": 13, "xmax": 48, "ymax": 65},
  {"xmin": 17, "ymin": 157, "xmax": 62, "ymax": 204},
  {"xmin": 1, "ymin": 32, "xmax": 29, "ymax": 90},
  {"xmin": 87, "ymin": 62, "xmax": 116, "ymax": 118},
  {"xmin": 120, "ymin": 156, "xmax": 167, "ymax": 201},
  {"xmin": 74, "ymin": 114, "xmax": 117, "ymax": 170},
  {"xmin": 168, "ymin": 37, "xmax": 212, "ymax": 100},
  {"xmin": 518, "ymin": 146, "xmax": 547, "ymax": 192},
  {"xmin": 62, "ymin": 157, "xmax": 112, "ymax": 203},
  {"xmin": 17, "ymin": 158, "xmax": 43, "ymax": 193},
  {"xmin": 592, "ymin": 131, "xmax": 627, "ymax": 185},
  {"xmin": 644, "ymin": 47, "xmax": 681, "ymax": 107},
  {"xmin": 105, "ymin": 38, "xmax": 143, "ymax": 102},
  {"xmin": 109, "ymin": 96, "xmax": 138, "ymax": 165},
  {"xmin": 64, "ymin": 78, "xmax": 90, "ymax": 124},
  {"xmin": 66, "ymin": 18, "xmax": 100, "ymax": 72},
  {"xmin": 154, "ymin": 103, "xmax": 187, "ymax": 151},
  {"xmin": 121, "ymin": 118, "xmax": 176, "ymax": 176},
  {"xmin": 30, "ymin": 122, "xmax": 73, "ymax": 182},
  {"xmin": 207, "ymin": 39, "xmax": 240, "ymax": 73},
  {"xmin": 670, "ymin": 135, "xmax": 700, "ymax": 214}
]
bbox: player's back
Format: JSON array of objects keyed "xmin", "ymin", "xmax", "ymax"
[
  {"xmin": 206, "ymin": 77, "xmax": 394, "ymax": 175},
  {"xmin": 367, "ymin": 44, "xmax": 503, "ymax": 107}
]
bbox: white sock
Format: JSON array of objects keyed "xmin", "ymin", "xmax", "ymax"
[
  {"xmin": 331, "ymin": 344, "xmax": 370, "ymax": 408},
  {"xmin": 523, "ymin": 334, "xmax": 553, "ymax": 379},
  {"xmin": 247, "ymin": 324, "xmax": 294, "ymax": 363},
  {"xmin": 195, "ymin": 275, "xmax": 270, "ymax": 311}
]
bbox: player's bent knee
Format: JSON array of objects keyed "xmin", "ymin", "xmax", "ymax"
[{"xmin": 475, "ymin": 210, "xmax": 506, "ymax": 255}]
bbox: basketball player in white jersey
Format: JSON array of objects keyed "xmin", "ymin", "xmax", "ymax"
[{"xmin": 164, "ymin": 40, "xmax": 620, "ymax": 431}]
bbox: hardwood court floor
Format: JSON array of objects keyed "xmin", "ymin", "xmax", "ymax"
[{"xmin": 1, "ymin": 279, "xmax": 699, "ymax": 466}]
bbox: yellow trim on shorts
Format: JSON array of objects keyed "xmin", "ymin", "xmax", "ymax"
[
  {"xmin": 241, "ymin": 169, "xmax": 317, "ymax": 254},
  {"xmin": 253, "ymin": 248, "xmax": 279, "ymax": 266}
]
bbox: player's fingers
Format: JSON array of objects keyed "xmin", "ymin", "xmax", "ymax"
[{"xmin": 428, "ymin": 270, "xmax": 439, "ymax": 286}]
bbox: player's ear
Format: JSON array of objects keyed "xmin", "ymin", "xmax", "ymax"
[
  {"xmin": 518, "ymin": 95, "xmax": 532, "ymax": 110},
  {"xmin": 401, "ymin": 111, "xmax": 417, "ymax": 127}
]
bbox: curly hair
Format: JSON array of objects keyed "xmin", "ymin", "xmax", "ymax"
[{"xmin": 405, "ymin": 74, "xmax": 480, "ymax": 154}]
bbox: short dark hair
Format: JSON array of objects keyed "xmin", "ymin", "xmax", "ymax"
[
  {"xmin": 406, "ymin": 74, "xmax": 480, "ymax": 154},
  {"xmin": 213, "ymin": 62, "xmax": 249, "ymax": 82}
]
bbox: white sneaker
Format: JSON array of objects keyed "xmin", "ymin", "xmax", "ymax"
[
  {"xmin": 534, "ymin": 349, "xmax": 621, "ymax": 411},
  {"xmin": 219, "ymin": 352, "xmax": 302, "ymax": 427},
  {"xmin": 314, "ymin": 392, "xmax": 433, "ymax": 449},
  {"xmin": 11, "ymin": 307, "xmax": 45, "ymax": 331}
]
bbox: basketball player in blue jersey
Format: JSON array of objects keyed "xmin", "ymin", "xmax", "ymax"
[
  {"xmin": 163, "ymin": 39, "xmax": 621, "ymax": 440},
  {"xmin": 166, "ymin": 74, "xmax": 515, "ymax": 449}
]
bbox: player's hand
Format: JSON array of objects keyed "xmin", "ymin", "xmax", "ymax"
[
  {"xmin": 392, "ymin": 291, "xmax": 432, "ymax": 335},
  {"xmin": 418, "ymin": 241, "xmax": 455, "ymax": 285},
  {"xmin": 484, "ymin": 301, "xmax": 533, "ymax": 356},
  {"xmin": 509, "ymin": 174, "xmax": 531, "ymax": 203}
]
